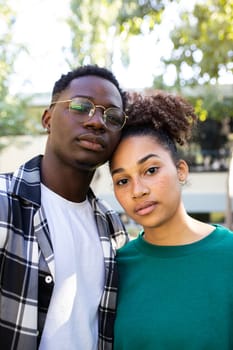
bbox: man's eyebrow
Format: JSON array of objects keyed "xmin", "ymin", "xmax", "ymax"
[
  {"xmin": 111, "ymin": 154, "xmax": 159, "ymax": 176},
  {"xmin": 71, "ymin": 95, "xmax": 119, "ymax": 108},
  {"xmin": 72, "ymin": 94, "xmax": 92, "ymax": 99}
]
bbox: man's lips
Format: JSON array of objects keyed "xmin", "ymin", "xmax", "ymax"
[
  {"xmin": 78, "ymin": 134, "xmax": 106, "ymax": 151},
  {"xmin": 134, "ymin": 201, "xmax": 158, "ymax": 216}
]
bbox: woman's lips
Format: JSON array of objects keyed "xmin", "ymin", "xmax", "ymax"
[{"xmin": 134, "ymin": 201, "xmax": 157, "ymax": 216}]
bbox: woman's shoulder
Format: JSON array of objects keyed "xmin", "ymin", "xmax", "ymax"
[
  {"xmin": 213, "ymin": 223, "xmax": 233, "ymax": 235},
  {"xmin": 116, "ymin": 234, "xmax": 140, "ymax": 257},
  {"xmin": 212, "ymin": 223, "xmax": 233, "ymax": 238}
]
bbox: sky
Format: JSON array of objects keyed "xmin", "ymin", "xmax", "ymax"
[
  {"xmin": 9, "ymin": 0, "xmax": 71, "ymax": 94},
  {"xmin": 8, "ymin": 0, "xmax": 210, "ymax": 95}
]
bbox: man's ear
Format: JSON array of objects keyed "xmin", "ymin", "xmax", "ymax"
[
  {"xmin": 177, "ymin": 159, "xmax": 189, "ymax": 184},
  {"xmin": 42, "ymin": 109, "xmax": 51, "ymax": 133}
]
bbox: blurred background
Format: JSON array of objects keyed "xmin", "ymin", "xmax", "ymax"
[{"xmin": 0, "ymin": 0, "xmax": 233, "ymax": 235}]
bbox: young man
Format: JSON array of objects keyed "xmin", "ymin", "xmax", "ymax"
[{"xmin": 0, "ymin": 65, "xmax": 128, "ymax": 350}]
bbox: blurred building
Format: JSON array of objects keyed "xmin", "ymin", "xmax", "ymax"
[
  {"xmin": 0, "ymin": 134, "xmax": 231, "ymax": 232},
  {"xmin": 1, "ymin": 85, "xmax": 232, "ymax": 233}
]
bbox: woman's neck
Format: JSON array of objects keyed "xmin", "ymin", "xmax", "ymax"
[{"xmin": 143, "ymin": 210, "xmax": 214, "ymax": 246}]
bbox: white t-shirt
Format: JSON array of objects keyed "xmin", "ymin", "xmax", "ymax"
[{"xmin": 39, "ymin": 184, "xmax": 105, "ymax": 350}]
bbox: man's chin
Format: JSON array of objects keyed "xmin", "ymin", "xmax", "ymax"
[{"xmin": 75, "ymin": 160, "xmax": 104, "ymax": 172}]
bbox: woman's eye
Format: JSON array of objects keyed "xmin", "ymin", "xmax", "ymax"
[
  {"xmin": 116, "ymin": 178, "xmax": 128, "ymax": 186},
  {"xmin": 146, "ymin": 166, "xmax": 159, "ymax": 175}
]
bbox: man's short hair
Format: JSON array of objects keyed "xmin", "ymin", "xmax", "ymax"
[{"xmin": 51, "ymin": 64, "xmax": 126, "ymax": 109}]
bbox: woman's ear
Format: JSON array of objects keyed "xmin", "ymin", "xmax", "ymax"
[
  {"xmin": 177, "ymin": 159, "xmax": 189, "ymax": 185},
  {"xmin": 42, "ymin": 109, "xmax": 51, "ymax": 133}
]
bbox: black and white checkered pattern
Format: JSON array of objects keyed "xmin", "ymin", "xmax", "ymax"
[{"xmin": 0, "ymin": 155, "xmax": 128, "ymax": 349}]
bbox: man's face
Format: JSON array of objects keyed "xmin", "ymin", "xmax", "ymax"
[{"xmin": 42, "ymin": 75, "xmax": 123, "ymax": 171}]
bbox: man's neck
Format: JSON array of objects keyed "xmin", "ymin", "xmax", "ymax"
[{"xmin": 41, "ymin": 155, "xmax": 95, "ymax": 202}]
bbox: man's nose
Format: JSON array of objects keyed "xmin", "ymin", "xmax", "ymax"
[{"xmin": 85, "ymin": 107, "xmax": 106, "ymax": 129}]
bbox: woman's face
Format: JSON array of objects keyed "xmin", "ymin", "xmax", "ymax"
[{"xmin": 110, "ymin": 135, "xmax": 187, "ymax": 231}]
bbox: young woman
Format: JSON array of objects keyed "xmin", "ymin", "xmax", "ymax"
[{"xmin": 110, "ymin": 91, "xmax": 233, "ymax": 349}]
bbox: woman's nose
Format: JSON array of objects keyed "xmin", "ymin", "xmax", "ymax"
[{"xmin": 132, "ymin": 179, "xmax": 149, "ymax": 198}]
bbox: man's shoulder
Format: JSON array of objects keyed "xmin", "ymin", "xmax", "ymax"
[
  {"xmin": 0, "ymin": 172, "xmax": 13, "ymax": 191},
  {"xmin": 93, "ymin": 196, "xmax": 123, "ymax": 227},
  {"xmin": 0, "ymin": 155, "xmax": 42, "ymax": 179},
  {"xmin": 88, "ymin": 192, "xmax": 129, "ymax": 247},
  {"xmin": 88, "ymin": 189, "xmax": 118, "ymax": 216},
  {"xmin": 0, "ymin": 155, "xmax": 42, "ymax": 202}
]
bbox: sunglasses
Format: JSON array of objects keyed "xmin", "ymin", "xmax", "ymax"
[{"xmin": 50, "ymin": 97, "xmax": 127, "ymax": 131}]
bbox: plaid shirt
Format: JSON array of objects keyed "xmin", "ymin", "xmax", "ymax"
[{"xmin": 0, "ymin": 155, "xmax": 128, "ymax": 350}]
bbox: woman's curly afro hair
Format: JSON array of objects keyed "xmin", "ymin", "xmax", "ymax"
[{"xmin": 124, "ymin": 91, "xmax": 198, "ymax": 146}]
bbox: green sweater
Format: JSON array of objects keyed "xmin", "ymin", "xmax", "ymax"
[{"xmin": 114, "ymin": 225, "xmax": 233, "ymax": 349}]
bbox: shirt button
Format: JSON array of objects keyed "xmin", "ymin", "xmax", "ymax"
[{"xmin": 45, "ymin": 275, "xmax": 53, "ymax": 284}]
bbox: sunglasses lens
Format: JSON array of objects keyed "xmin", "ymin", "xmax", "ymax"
[
  {"xmin": 69, "ymin": 98, "xmax": 93, "ymax": 115},
  {"xmin": 106, "ymin": 109, "xmax": 125, "ymax": 130}
]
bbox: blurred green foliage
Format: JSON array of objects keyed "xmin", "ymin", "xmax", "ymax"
[
  {"xmin": 164, "ymin": 0, "xmax": 233, "ymax": 86},
  {"xmin": 0, "ymin": 0, "xmax": 232, "ymax": 145},
  {"xmin": 67, "ymin": 0, "xmax": 170, "ymax": 68}
]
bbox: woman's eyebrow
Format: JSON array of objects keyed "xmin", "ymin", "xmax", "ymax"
[
  {"xmin": 138, "ymin": 153, "xmax": 159, "ymax": 164},
  {"xmin": 111, "ymin": 154, "xmax": 159, "ymax": 176}
]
